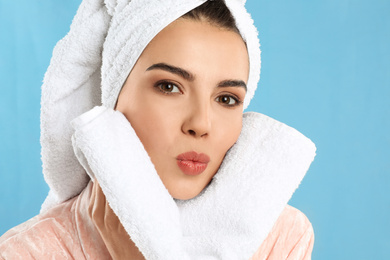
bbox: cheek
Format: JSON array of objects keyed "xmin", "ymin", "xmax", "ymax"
[
  {"xmin": 213, "ymin": 111, "xmax": 242, "ymax": 159},
  {"xmin": 124, "ymin": 95, "xmax": 179, "ymax": 155}
]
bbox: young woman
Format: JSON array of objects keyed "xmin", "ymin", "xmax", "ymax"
[{"xmin": 0, "ymin": 0, "xmax": 316, "ymax": 259}]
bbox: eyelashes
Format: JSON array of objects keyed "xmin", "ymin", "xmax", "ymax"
[
  {"xmin": 154, "ymin": 80, "xmax": 243, "ymax": 107},
  {"xmin": 215, "ymin": 95, "xmax": 242, "ymax": 107},
  {"xmin": 155, "ymin": 81, "xmax": 181, "ymax": 94}
]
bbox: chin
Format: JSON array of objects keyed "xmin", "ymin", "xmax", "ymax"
[
  {"xmin": 161, "ymin": 171, "xmax": 214, "ymax": 200},
  {"xmin": 171, "ymin": 191, "xmax": 199, "ymax": 201},
  {"xmin": 169, "ymin": 185, "xmax": 205, "ymax": 201}
]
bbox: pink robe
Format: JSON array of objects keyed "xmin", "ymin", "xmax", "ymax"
[{"xmin": 0, "ymin": 183, "xmax": 314, "ymax": 259}]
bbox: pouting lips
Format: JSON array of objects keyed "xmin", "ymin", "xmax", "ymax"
[
  {"xmin": 176, "ymin": 151, "xmax": 210, "ymax": 175},
  {"xmin": 176, "ymin": 151, "xmax": 210, "ymax": 163}
]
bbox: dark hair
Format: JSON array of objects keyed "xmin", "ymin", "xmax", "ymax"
[{"xmin": 182, "ymin": 0, "xmax": 239, "ymax": 34}]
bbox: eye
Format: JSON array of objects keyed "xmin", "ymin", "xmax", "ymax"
[
  {"xmin": 215, "ymin": 95, "xmax": 241, "ymax": 107},
  {"xmin": 156, "ymin": 81, "xmax": 181, "ymax": 94}
]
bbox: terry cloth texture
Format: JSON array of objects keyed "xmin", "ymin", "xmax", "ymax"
[{"xmin": 69, "ymin": 107, "xmax": 315, "ymax": 259}]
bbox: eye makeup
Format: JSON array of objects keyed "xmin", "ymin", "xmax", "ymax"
[{"xmin": 155, "ymin": 81, "xmax": 182, "ymax": 94}]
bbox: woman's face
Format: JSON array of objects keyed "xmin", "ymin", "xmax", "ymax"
[{"xmin": 116, "ymin": 18, "xmax": 249, "ymax": 200}]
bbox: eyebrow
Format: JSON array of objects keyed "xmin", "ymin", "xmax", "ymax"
[
  {"xmin": 146, "ymin": 63, "xmax": 195, "ymax": 81},
  {"xmin": 146, "ymin": 62, "xmax": 247, "ymax": 91},
  {"xmin": 218, "ymin": 80, "xmax": 247, "ymax": 91}
]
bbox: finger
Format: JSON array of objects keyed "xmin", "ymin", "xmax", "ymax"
[
  {"xmin": 91, "ymin": 180, "xmax": 106, "ymax": 228},
  {"xmin": 87, "ymin": 180, "xmax": 97, "ymax": 219}
]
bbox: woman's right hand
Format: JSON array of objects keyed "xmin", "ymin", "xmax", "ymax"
[{"xmin": 88, "ymin": 179, "xmax": 146, "ymax": 260}]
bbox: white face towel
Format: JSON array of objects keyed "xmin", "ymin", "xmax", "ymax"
[{"xmin": 71, "ymin": 106, "xmax": 316, "ymax": 259}]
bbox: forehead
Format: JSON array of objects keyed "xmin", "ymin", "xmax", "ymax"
[{"xmin": 137, "ymin": 18, "xmax": 249, "ymax": 82}]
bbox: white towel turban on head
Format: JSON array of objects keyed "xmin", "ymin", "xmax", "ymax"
[
  {"xmin": 101, "ymin": 0, "xmax": 260, "ymax": 109},
  {"xmin": 40, "ymin": 0, "xmax": 315, "ymax": 258}
]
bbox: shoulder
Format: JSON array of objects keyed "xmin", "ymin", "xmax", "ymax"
[
  {"xmin": 251, "ymin": 205, "xmax": 314, "ymax": 260},
  {"xmin": 278, "ymin": 204, "xmax": 314, "ymax": 235},
  {"xmin": 0, "ymin": 196, "xmax": 85, "ymax": 259}
]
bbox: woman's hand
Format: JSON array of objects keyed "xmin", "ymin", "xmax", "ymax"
[{"xmin": 88, "ymin": 179, "xmax": 145, "ymax": 260}]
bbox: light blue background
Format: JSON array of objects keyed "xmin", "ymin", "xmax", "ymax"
[{"xmin": 0, "ymin": 1, "xmax": 389, "ymax": 259}]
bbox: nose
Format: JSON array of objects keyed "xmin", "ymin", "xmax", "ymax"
[{"xmin": 182, "ymin": 101, "xmax": 211, "ymax": 138}]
